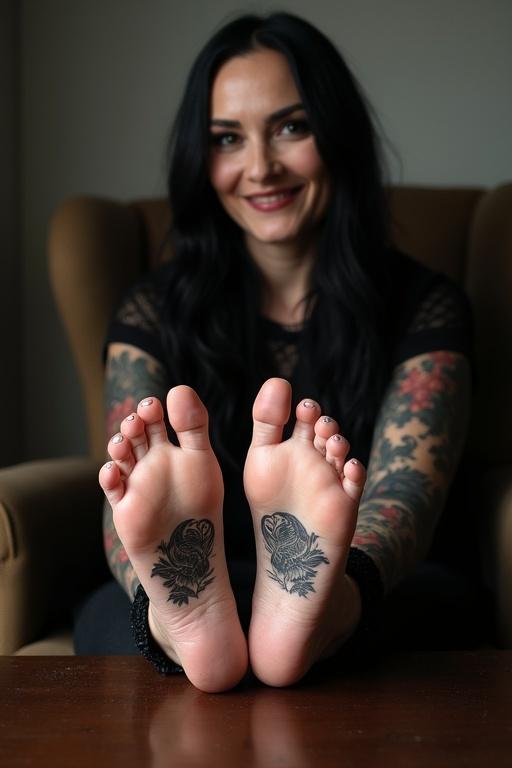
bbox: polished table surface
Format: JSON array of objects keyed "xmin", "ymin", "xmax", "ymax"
[{"xmin": 1, "ymin": 652, "xmax": 512, "ymax": 767}]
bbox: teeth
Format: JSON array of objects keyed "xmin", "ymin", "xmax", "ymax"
[{"xmin": 251, "ymin": 192, "xmax": 290, "ymax": 204}]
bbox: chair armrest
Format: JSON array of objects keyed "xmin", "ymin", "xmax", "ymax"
[
  {"xmin": 0, "ymin": 457, "xmax": 107, "ymax": 653},
  {"xmin": 480, "ymin": 466, "xmax": 512, "ymax": 648}
]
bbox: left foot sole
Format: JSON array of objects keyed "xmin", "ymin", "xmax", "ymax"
[{"xmin": 244, "ymin": 379, "xmax": 365, "ymax": 686}]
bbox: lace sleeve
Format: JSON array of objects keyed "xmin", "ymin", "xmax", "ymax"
[
  {"xmin": 104, "ymin": 269, "xmax": 168, "ymax": 365},
  {"xmin": 392, "ymin": 275, "xmax": 474, "ymax": 367}
]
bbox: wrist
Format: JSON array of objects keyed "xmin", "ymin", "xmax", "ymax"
[
  {"xmin": 343, "ymin": 547, "xmax": 384, "ymax": 658},
  {"xmin": 130, "ymin": 584, "xmax": 183, "ymax": 675},
  {"xmin": 343, "ymin": 574, "xmax": 362, "ymax": 638}
]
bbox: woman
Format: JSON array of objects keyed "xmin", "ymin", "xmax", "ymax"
[{"xmin": 81, "ymin": 13, "xmax": 472, "ymax": 691}]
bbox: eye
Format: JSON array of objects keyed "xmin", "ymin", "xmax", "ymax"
[
  {"xmin": 209, "ymin": 132, "xmax": 241, "ymax": 150},
  {"xmin": 279, "ymin": 119, "xmax": 311, "ymax": 137}
]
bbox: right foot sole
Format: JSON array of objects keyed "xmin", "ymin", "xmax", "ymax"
[{"xmin": 99, "ymin": 386, "xmax": 248, "ymax": 692}]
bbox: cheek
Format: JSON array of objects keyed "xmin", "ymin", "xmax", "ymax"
[
  {"xmin": 209, "ymin": 155, "xmax": 239, "ymax": 195},
  {"xmin": 284, "ymin": 139, "xmax": 325, "ymax": 178}
]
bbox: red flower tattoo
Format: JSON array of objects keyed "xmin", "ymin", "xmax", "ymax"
[
  {"xmin": 103, "ymin": 530, "xmax": 114, "ymax": 553},
  {"xmin": 107, "ymin": 397, "xmax": 137, "ymax": 436},
  {"xmin": 119, "ymin": 547, "xmax": 129, "ymax": 563},
  {"xmin": 399, "ymin": 368, "xmax": 444, "ymax": 413}
]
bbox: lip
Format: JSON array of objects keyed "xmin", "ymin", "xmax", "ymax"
[{"xmin": 244, "ymin": 185, "xmax": 303, "ymax": 212}]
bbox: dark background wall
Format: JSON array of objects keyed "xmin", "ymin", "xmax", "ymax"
[{"xmin": 4, "ymin": 0, "xmax": 511, "ymax": 463}]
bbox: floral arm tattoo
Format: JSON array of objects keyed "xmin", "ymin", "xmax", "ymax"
[
  {"xmin": 102, "ymin": 343, "xmax": 168, "ymax": 601},
  {"xmin": 352, "ymin": 351, "xmax": 471, "ymax": 593}
]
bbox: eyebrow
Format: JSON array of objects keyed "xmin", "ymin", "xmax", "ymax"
[{"xmin": 210, "ymin": 102, "xmax": 305, "ymax": 128}]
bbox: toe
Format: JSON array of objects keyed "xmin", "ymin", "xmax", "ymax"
[
  {"xmin": 313, "ymin": 415, "xmax": 340, "ymax": 455},
  {"xmin": 292, "ymin": 398, "xmax": 321, "ymax": 441},
  {"xmin": 108, "ymin": 433, "xmax": 136, "ymax": 476},
  {"xmin": 99, "ymin": 461, "xmax": 125, "ymax": 506},
  {"xmin": 167, "ymin": 385, "xmax": 211, "ymax": 451},
  {"xmin": 342, "ymin": 458, "xmax": 366, "ymax": 502},
  {"xmin": 137, "ymin": 396, "xmax": 168, "ymax": 447},
  {"xmin": 120, "ymin": 413, "xmax": 148, "ymax": 460},
  {"xmin": 251, "ymin": 378, "xmax": 292, "ymax": 447},
  {"xmin": 325, "ymin": 433, "xmax": 350, "ymax": 475}
]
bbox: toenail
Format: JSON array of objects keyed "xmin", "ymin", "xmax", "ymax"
[
  {"xmin": 125, "ymin": 414, "xmax": 135, "ymax": 421},
  {"xmin": 112, "ymin": 434, "xmax": 123, "ymax": 444},
  {"xmin": 105, "ymin": 462, "xmax": 113, "ymax": 470},
  {"xmin": 350, "ymin": 458, "xmax": 359, "ymax": 465},
  {"xmin": 140, "ymin": 398, "xmax": 153, "ymax": 407},
  {"xmin": 303, "ymin": 400, "xmax": 317, "ymax": 409},
  {"xmin": 331, "ymin": 434, "xmax": 342, "ymax": 442},
  {"xmin": 322, "ymin": 416, "xmax": 333, "ymax": 423}
]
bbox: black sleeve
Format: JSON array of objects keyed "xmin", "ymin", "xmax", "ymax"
[
  {"xmin": 392, "ymin": 267, "xmax": 474, "ymax": 369},
  {"xmin": 104, "ymin": 268, "xmax": 168, "ymax": 367}
]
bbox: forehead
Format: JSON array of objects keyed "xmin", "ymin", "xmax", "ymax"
[{"xmin": 210, "ymin": 49, "xmax": 301, "ymax": 118}]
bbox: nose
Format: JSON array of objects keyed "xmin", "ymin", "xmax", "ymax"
[{"xmin": 247, "ymin": 140, "xmax": 281, "ymax": 183}]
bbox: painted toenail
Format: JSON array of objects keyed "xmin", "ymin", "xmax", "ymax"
[
  {"xmin": 125, "ymin": 414, "xmax": 135, "ymax": 421},
  {"xmin": 331, "ymin": 434, "xmax": 342, "ymax": 442},
  {"xmin": 140, "ymin": 398, "xmax": 153, "ymax": 407},
  {"xmin": 350, "ymin": 458, "xmax": 359, "ymax": 465},
  {"xmin": 112, "ymin": 434, "xmax": 123, "ymax": 444},
  {"xmin": 303, "ymin": 400, "xmax": 317, "ymax": 409},
  {"xmin": 322, "ymin": 416, "xmax": 333, "ymax": 423},
  {"xmin": 105, "ymin": 462, "xmax": 113, "ymax": 469}
]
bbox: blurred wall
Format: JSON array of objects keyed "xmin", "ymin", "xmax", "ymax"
[
  {"xmin": 19, "ymin": 0, "xmax": 512, "ymax": 459},
  {"xmin": 1, "ymin": 0, "xmax": 21, "ymax": 466}
]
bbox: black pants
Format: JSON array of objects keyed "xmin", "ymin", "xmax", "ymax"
[
  {"xmin": 73, "ymin": 560, "xmax": 490, "ymax": 655},
  {"xmin": 73, "ymin": 560, "xmax": 256, "ymax": 655}
]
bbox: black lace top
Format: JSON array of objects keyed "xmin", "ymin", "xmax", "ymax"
[
  {"xmin": 108, "ymin": 254, "xmax": 472, "ymax": 379},
  {"xmin": 106, "ymin": 251, "xmax": 473, "ymax": 561}
]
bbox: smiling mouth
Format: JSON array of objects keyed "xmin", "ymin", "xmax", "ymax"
[{"xmin": 245, "ymin": 186, "xmax": 303, "ymax": 211}]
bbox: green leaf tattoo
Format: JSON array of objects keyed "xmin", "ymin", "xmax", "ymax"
[
  {"xmin": 353, "ymin": 351, "xmax": 470, "ymax": 592},
  {"xmin": 103, "ymin": 348, "xmax": 168, "ymax": 599}
]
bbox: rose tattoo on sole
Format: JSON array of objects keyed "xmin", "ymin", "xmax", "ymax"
[
  {"xmin": 151, "ymin": 519, "xmax": 215, "ymax": 606},
  {"xmin": 261, "ymin": 512, "xmax": 329, "ymax": 597}
]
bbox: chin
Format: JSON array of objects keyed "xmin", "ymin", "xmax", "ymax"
[{"xmin": 247, "ymin": 224, "xmax": 301, "ymax": 245}]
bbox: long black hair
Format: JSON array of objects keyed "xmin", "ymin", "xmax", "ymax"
[{"xmin": 162, "ymin": 13, "xmax": 394, "ymax": 467}]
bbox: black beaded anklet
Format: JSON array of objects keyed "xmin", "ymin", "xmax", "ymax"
[
  {"xmin": 131, "ymin": 550, "xmax": 382, "ymax": 674},
  {"xmin": 344, "ymin": 547, "xmax": 384, "ymax": 658},
  {"xmin": 130, "ymin": 584, "xmax": 184, "ymax": 675}
]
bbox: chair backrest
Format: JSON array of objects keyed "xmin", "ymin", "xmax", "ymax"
[{"xmin": 48, "ymin": 185, "xmax": 512, "ymax": 465}]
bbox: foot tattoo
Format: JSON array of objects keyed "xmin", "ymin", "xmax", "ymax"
[
  {"xmin": 261, "ymin": 512, "xmax": 329, "ymax": 598},
  {"xmin": 151, "ymin": 519, "xmax": 215, "ymax": 606}
]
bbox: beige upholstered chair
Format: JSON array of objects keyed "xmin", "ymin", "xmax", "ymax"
[{"xmin": 1, "ymin": 185, "xmax": 511, "ymax": 655}]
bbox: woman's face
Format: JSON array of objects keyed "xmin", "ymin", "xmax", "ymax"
[{"xmin": 209, "ymin": 48, "xmax": 330, "ymax": 252}]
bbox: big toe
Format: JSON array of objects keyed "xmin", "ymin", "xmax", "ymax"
[
  {"xmin": 166, "ymin": 385, "xmax": 211, "ymax": 451},
  {"xmin": 251, "ymin": 378, "xmax": 291, "ymax": 447}
]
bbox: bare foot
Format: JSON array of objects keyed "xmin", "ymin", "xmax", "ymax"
[
  {"xmin": 99, "ymin": 386, "xmax": 248, "ymax": 692},
  {"xmin": 244, "ymin": 378, "xmax": 365, "ymax": 687}
]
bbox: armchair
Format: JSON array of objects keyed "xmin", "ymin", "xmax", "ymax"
[{"xmin": 1, "ymin": 185, "xmax": 511, "ymax": 655}]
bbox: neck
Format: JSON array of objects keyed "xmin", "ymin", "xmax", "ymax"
[{"xmin": 245, "ymin": 235, "xmax": 317, "ymax": 325}]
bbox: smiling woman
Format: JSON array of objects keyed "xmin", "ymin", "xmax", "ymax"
[
  {"xmin": 208, "ymin": 50, "xmax": 330, "ymax": 260},
  {"xmin": 76, "ymin": 12, "xmax": 474, "ymax": 693}
]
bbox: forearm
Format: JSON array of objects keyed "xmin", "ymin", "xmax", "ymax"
[
  {"xmin": 103, "ymin": 497, "xmax": 140, "ymax": 600},
  {"xmin": 102, "ymin": 343, "xmax": 169, "ymax": 601},
  {"xmin": 352, "ymin": 494, "xmax": 436, "ymax": 594},
  {"xmin": 352, "ymin": 351, "xmax": 471, "ymax": 594}
]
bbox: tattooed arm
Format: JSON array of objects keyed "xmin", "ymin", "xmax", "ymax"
[
  {"xmin": 352, "ymin": 350, "xmax": 471, "ymax": 594},
  {"xmin": 103, "ymin": 342, "xmax": 169, "ymax": 600}
]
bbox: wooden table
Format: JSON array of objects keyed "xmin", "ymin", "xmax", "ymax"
[{"xmin": 1, "ymin": 652, "xmax": 511, "ymax": 767}]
